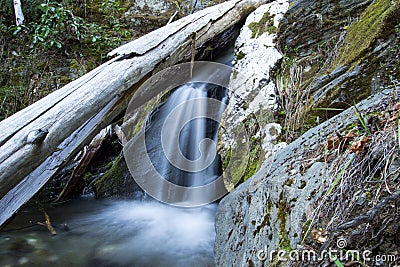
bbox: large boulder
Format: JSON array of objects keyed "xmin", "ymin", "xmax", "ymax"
[
  {"xmin": 218, "ymin": 1, "xmax": 289, "ymax": 188},
  {"xmin": 215, "ymin": 0, "xmax": 400, "ymax": 265},
  {"xmin": 215, "ymin": 87, "xmax": 399, "ymax": 266}
]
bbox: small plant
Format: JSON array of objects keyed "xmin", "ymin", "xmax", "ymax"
[
  {"xmin": 13, "ymin": 2, "xmax": 89, "ymax": 49},
  {"xmin": 354, "ymin": 105, "xmax": 370, "ymax": 134},
  {"xmin": 329, "ymin": 252, "xmax": 345, "ymax": 267},
  {"xmin": 312, "ymin": 107, "xmax": 344, "ymax": 112}
]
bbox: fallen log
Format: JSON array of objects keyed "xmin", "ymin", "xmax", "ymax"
[{"xmin": 0, "ymin": 0, "xmax": 265, "ymax": 227}]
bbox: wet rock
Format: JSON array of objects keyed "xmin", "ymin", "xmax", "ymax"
[{"xmin": 92, "ymin": 153, "xmax": 144, "ymax": 199}]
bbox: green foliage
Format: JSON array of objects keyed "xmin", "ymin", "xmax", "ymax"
[
  {"xmin": 0, "ymin": 0, "xmax": 134, "ymax": 119},
  {"xmin": 31, "ymin": 2, "xmax": 86, "ymax": 49},
  {"xmin": 354, "ymin": 106, "xmax": 370, "ymax": 134},
  {"xmin": 329, "ymin": 252, "xmax": 345, "ymax": 267},
  {"xmin": 10, "ymin": 1, "xmax": 131, "ymax": 52}
]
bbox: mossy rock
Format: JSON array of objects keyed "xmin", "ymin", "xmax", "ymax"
[
  {"xmin": 333, "ymin": 0, "xmax": 400, "ymax": 68},
  {"xmin": 93, "ymin": 153, "xmax": 141, "ymax": 198},
  {"xmin": 248, "ymin": 11, "xmax": 277, "ymax": 38}
]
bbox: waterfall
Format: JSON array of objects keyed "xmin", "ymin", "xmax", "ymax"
[
  {"xmin": 0, "ymin": 50, "xmax": 236, "ymax": 267},
  {"xmin": 144, "ymin": 82, "xmax": 228, "ymax": 189}
]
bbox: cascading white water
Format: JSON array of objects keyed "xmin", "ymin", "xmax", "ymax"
[
  {"xmin": 0, "ymin": 48, "xmax": 235, "ymax": 267},
  {"xmin": 144, "ymin": 82, "xmax": 228, "ymax": 188}
]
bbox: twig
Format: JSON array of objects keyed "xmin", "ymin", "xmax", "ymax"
[
  {"xmin": 167, "ymin": 10, "xmax": 178, "ymax": 25},
  {"xmin": 37, "ymin": 211, "xmax": 57, "ymax": 235},
  {"xmin": 55, "ymin": 125, "xmax": 111, "ymax": 201},
  {"xmin": 336, "ymin": 190, "xmax": 400, "ymax": 230}
]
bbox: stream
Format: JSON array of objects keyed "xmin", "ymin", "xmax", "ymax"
[
  {"xmin": 0, "ymin": 49, "xmax": 234, "ymax": 266},
  {"xmin": 0, "ymin": 199, "xmax": 217, "ymax": 267}
]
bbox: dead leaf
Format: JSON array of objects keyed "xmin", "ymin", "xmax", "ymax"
[
  {"xmin": 344, "ymin": 132, "xmax": 357, "ymax": 139},
  {"xmin": 349, "ymin": 136, "xmax": 371, "ymax": 153},
  {"xmin": 312, "ymin": 227, "xmax": 328, "ymax": 244},
  {"xmin": 326, "ymin": 136, "xmax": 341, "ymax": 150},
  {"xmin": 387, "ymin": 111, "xmax": 400, "ymax": 123},
  {"xmin": 326, "ymin": 132, "xmax": 357, "ymax": 151}
]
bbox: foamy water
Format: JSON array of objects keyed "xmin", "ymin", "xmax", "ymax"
[{"xmin": 0, "ymin": 199, "xmax": 217, "ymax": 267}]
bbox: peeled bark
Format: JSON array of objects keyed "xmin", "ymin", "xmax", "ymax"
[{"xmin": 0, "ymin": 0, "xmax": 265, "ymax": 227}]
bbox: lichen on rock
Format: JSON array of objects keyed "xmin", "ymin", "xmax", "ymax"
[{"xmin": 219, "ymin": 1, "xmax": 289, "ymax": 188}]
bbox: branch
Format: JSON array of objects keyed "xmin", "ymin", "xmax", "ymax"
[{"xmin": 336, "ymin": 190, "xmax": 400, "ymax": 230}]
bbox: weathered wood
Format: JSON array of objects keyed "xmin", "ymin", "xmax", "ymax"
[
  {"xmin": 56, "ymin": 125, "xmax": 112, "ymax": 201},
  {"xmin": 0, "ymin": 0, "xmax": 265, "ymax": 227}
]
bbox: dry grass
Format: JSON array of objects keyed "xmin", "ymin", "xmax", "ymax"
[
  {"xmin": 298, "ymin": 99, "xmax": 400, "ymax": 266},
  {"xmin": 276, "ymin": 60, "xmax": 311, "ymax": 142}
]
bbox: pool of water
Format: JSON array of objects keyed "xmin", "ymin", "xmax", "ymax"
[{"xmin": 0, "ymin": 199, "xmax": 217, "ymax": 267}]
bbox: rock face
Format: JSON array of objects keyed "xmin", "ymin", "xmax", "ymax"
[
  {"xmin": 215, "ymin": 88, "xmax": 399, "ymax": 267},
  {"xmin": 123, "ymin": 0, "xmax": 176, "ymax": 33},
  {"xmin": 123, "ymin": 0, "xmax": 225, "ymax": 33},
  {"xmin": 215, "ymin": 0, "xmax": 400, "ymax": 266},
  {"xmin": 277, "ymin": 0, "xmax": 400, "ymax": 111},
  {"xmin": 219, "ymin": 1, "xmax": 289, "ymax": 187}
]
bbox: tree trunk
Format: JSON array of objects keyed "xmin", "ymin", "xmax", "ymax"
[
  {"xmin": 0, "ymin": 0, "xmax": 265, "ymax": 227},
  {"xmin": 13, "ymin": 0, "xmax": 24, "ymax": 26}
]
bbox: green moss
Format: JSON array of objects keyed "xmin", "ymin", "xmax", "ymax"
[
  {"xmin": 232, "ymin": 69, "xmax": 238, "ymax": 79},
  {"xmin": 93, "ymin": 153, "xmax": 126, "ymax": 198},
  {"xmin": 222, "ymin": 147, "xmax": 232, "ymax": 170},
  {"xmin": 236, "ymin": 51, "xmax": 246, "ymax": 60},
  {"xmin": 223, "ymin": 113, "xmax": 263, "ymax": 187},
  {"xmin": 243, "ymin": 135, "xmax": 262, "ymax": 181},
  {"xmin": 248, "ymin": 12, "xmax": 277, "ymax": 38},
  {"xmin": 277, "ymin": 195, "xmax": 291, "ymax": 250},
  {"xmin": 345, "ymin": 122, "xmax": 359, "ymax": 132},
  {"xmin": 285, "ymin": 178, "xmax": 294, "ymax": 187},
  {"xmin": 243, "ymin": 159, "xmax": 259, "ymax": 181},
  {"xmin": 333, "ymin": 0, "xmax": 400, "ymax": 67},
  {"xmin": 82, "ymin": 172, "xmax": 93, "ymax": 182}
]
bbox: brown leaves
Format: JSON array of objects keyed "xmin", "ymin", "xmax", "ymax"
[
  {"xmin": 348, "ymin": 136, "xmax": 371, "ymax": 154},
  {"xmin": 326, "ymin": 132, "xmax": 357, "ymax": 151},
  {"xmin": 312, "ymin": 227, "xmax": 328, "ymax": 244},
  {"xmin": 326, "ymin": 132, "xmax": 371, "ymax": 154},
  {"xmin": 387, "ymin": 102, "xmax": 400, "ymax": 123}
]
